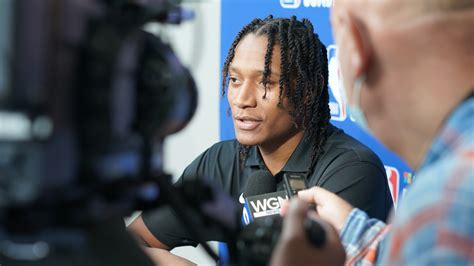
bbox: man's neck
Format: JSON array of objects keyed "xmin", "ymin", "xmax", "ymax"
[{"xmin": 258, "ymin": 130, "xmax": 305, "ymax": 176}]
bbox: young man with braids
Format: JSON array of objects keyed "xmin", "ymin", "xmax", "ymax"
[{"xmin": 128, "ymin": 16, "xmax": 392, "ymax": 264}]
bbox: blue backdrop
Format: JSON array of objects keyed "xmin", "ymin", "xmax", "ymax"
[{"xmin": 219, "ymin": 0, "xmax": 414, "ymax": 209}]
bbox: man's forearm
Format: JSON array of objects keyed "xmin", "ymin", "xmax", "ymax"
[
  {"xmin": 340, "ymin": 208, "xmax": 391, "ymax": 265},
  {"xmin": 143, "ymin": 247, "xmax": 196, "ymax": 266},
  {"xmin": 127, "ymin": 215, "xmax": 171, "ymax": 249}
]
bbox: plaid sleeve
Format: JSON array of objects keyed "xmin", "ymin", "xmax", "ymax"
[{"xmin": 340, "ymin": 208, "xmax": 391, "ymax": 265}]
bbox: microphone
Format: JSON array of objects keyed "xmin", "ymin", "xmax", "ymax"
[
  {"xmin": 244, "ymin": 170, "xmax": 276, "ymax": 196},
  {"xmin": 236, "ymin": 171, "xmax": 326, "ymax": 265},
  {"xmin": 241, "ymin": 170, "xmax": 283, "ymax": 224}
]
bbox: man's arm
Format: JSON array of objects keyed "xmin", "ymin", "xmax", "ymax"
[
  {"xmin": 142, "ymin": 247, "xmax": 196, "ymax": 266},
  {"xmin": 340, "ymin": 209, "xmax": 390, "ymax": 265},
  {"xmin": 126, "ymin": 142, "xmax": 236, "ymax": 264},
  {"xmin": 127, "ymin": 215, "xmax": 197, "ymax": 266},
  {"xmin": 128, "ymin": 215, "xmax": 170, "ymax": 249}
]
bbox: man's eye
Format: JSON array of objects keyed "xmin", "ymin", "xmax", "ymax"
[{"xmin": 229, "ymin": 77, "xmax": 238, "ymax": 83}]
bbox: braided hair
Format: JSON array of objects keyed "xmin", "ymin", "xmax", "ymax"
[{"xmin": 222, "ymin": 15, "xmax": 331, "ymax": 171}]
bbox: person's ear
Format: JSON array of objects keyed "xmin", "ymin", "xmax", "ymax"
[{"xmin": 341, "ymin": 11, "xmax": 372, "ymax": 77}]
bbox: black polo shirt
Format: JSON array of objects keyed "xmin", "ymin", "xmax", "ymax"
[{"xmin": 142, "ymin": 124, "xmax": 393, "ymax": 248}]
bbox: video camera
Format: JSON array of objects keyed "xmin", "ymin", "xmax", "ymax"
[{"xmin": 0, "ymin": 0, "xmax": 201, "ymax": 264}]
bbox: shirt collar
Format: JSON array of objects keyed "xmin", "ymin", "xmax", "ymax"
[
  {"xmin": 419, "ymin": 91, "xmax": 474, "ymax": 171},
  {"xmin": 244, "ymin": 126, "xmax": 334, "ymax": 173}
]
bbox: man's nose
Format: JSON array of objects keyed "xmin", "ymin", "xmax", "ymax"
[{"xmin": 234, "ymin": 81, "xmax": 257, "ymax": 108}]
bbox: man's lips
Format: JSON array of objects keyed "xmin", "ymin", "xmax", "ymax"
[{"xmin": 234, "ymin": 116, "xmax": 262, "ymax": 131}]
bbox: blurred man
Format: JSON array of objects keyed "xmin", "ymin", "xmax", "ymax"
[
  {"xmin": 272, "ymin": 0, "xmax": 474, "ymax": 265},
  {"xmin": 128, "ymin": 16, "xmax": 393, "ymax": 264}
]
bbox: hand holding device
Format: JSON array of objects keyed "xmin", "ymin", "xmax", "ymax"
[{"xmin": 283, "ymin": 173, "xmax": 325, "ymax": 247}]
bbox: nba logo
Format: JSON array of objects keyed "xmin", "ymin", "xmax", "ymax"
[
  {"xmin": 385, "ymin": 166, "xmax": 400, "ymax": 209},
  {"xmin": 327, "ymin": 45, "xmax": 347, "ymax": 121},
  {"xmin": 280, "ymin": 0, "xmax": 301, "ymax": 9}
]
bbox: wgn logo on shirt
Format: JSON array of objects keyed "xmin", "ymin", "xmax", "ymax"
[
  {"xmin": 280, "ymin": 0, "xmax": 333, "ymax": 9},
  {"xmin": 327, "ymin": 45, "xmax": 347, "ymax": 122}
]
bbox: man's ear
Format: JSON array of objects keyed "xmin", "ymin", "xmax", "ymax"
[{"xmin": 344, "ymin": 12, "xmax": 372, "ymax": 77}]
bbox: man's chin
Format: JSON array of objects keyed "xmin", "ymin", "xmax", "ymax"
[{"xmin": 235, "ymin": 135, "xmax": 260, "ymax": 146}]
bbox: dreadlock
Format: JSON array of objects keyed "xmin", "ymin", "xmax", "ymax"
[{"xmin": 222, "ymin": 15, "xmax": 331, "ymax": 172}]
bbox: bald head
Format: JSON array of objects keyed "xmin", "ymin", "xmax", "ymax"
[
  {"xmin": 333, "ymin": 0, "xmax": 474, "ymax": 29},
  {"xmin": 334, "ymin": 0, "xmax": 474, "ymax": 28},
  {"xmin": 331, "ymin": 0, "xmax": 474, "ymax": 169}
]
